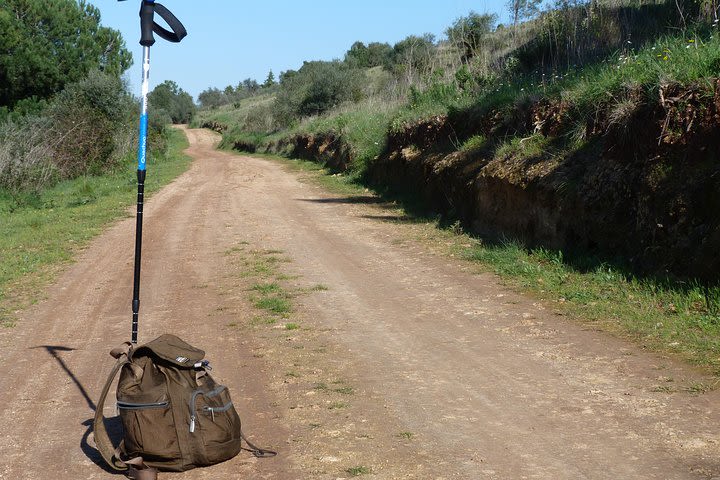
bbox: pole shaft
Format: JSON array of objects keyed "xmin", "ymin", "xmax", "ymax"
[
  {"xmin": 138, "ymin": 46, "xmax": 151, "ymax": 171},
  {"xmin": 131, "ymin": 46, "xmax": 151, "ymax": 345}
]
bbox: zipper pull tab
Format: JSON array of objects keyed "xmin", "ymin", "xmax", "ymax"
[
  {"xmin": 190, "ymin": 415, "xmax": 196, "ymax": 433},
  {"xmin": 193, "ymin": 360, "xmax": 212, "ymax": 371},
  {"xmin": 211, "ymin": 408, "xmax": 215, "ymax": 422}
]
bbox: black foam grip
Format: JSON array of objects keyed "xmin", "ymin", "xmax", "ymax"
[{"xmin": 139, "ymin": 1, "xmax": 156, "ymax": 46}]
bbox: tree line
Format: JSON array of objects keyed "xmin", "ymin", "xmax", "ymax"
[{"xmin": 195, "ymin": 11, "xmax": 500, "ymax": 130}]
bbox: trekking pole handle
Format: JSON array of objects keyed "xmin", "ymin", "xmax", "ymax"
[
  {"xmin": 140, "ymin": 0, "xmax": 156, "ymax": 46},
  {"xmin": 119, "ymin": 0, "xmax": 188, "ymax": 46}
]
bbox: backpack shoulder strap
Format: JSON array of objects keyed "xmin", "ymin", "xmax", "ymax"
[
  {"xmin": 93, "ymin": 352, "xmax": 130, "ymax": 471},
  {"xmin": 93, "ymin": 344, "xmax": 159, "ymax": 479}
]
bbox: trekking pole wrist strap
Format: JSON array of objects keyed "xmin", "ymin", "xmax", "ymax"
[{"xmin": 140, "ymin": 1, "xmax": 187, "ymax": 47}]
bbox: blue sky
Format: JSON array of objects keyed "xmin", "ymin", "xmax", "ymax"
[{"xmin": 98, "ymin": 1, "xmax": 509, "ymax": 100}]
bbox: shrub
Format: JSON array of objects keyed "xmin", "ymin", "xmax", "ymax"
[
  {"xmin": 48, "ymin": 70, "xmax": 135, "ymax": 177},
  {"xmin": 0, "ymin": 70, "xmax": 135, "ymax": 192},
  {"xmin": 0, "ymin": 115, "xmax": 57, "ymax": 192},
  {"xmin": 148, "ymin": 80, "xmax": 196, "ymax": 124},
  {"xmin": 273, "ymin": 61, "xmax": 365, "ymax": 126},
  {"xmin": 446, "ymin": 11, "xmax": 498, "ymax": 62}
]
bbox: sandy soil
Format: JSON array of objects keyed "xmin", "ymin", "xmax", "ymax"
[{"xmin": 0, "ymin": 127, "xmax": 718, "ymax": 480}]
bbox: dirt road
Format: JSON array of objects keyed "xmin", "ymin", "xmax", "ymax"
[{"xmin": 1, "ymin": 127, "xmax": 718, "ymax": 479}]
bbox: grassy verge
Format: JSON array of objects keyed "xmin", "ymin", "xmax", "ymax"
[
  {"xmin": 245, "ymin": 151, "xmax": 720, "ymax": 378},
  {"xmin": 294, "ymin": 97, "xmax": 400, "ymax": 175},
  {"xmin": 0, "ymin": 128, "xmax": 192, "ymax": 327},
  {"xmin": 386, "ymin": 32, "xmax": 720, "ymax": 154}
]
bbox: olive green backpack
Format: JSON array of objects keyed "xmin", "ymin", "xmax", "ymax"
[{"xmin": 93, "ymin": 334, "xmax": 275, "ymax": 479}]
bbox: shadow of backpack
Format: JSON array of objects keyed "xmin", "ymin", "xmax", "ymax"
[{"xmin": 93, "ymin": 334, "xmax": 275, "ymax": 479}]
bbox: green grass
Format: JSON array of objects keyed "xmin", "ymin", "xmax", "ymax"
[
  {"xmin": 333, "ymin": 386, "xmax": 354, "ymax": 395},
  {"xmin": 254, "ymin": 296, "xmax": 292, "ymax": 315},
  {"xmin": 297, "ymin": 97, "xmax": 400, "ymax": 176},
  {"xmin": 388, "ymin": 31, "xmax": 720, "ymax": 147},
  {"xmin": 229, "ymin": 246, "xmax": 301, "ymax": 323},
  {"xmin": 460, "ymin": 134, "xmax": 488, "ymax": 152},
  {"xmin": 493, "ymin": 134, "xmax": 552, "ymax": 161},
  {"xmin": 0, "ymin": 128, "xmax": 192, "ymax": 327},
  {"xmin": 218, "ymin": 96, "xmax": 400, "ymax": 180},
  {"xmin": 250, "ymin": 316, "xmax": 278, "ymax": 326},
  {"xmin": 251, "ymin": 282, "xmax": 282, "ymax": 295},
  {"xmin": 346, "ymin": 466, "xmax": 371, "ymax": 476}
]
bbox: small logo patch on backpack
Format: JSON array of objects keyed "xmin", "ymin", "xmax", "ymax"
[{"xmin": 176, "ymin": 356, "xmax": 189, "ymax": 363}]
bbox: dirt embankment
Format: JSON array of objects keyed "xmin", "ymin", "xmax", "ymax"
[
  {"xmin": 271, "ymin": 133, "xmax": 353, "ymax": 172},
  {"xmin": 199, "ymin": 120, "xmax": 227, "ymax": 134},
  {"xmin": 251, "ymin": 82, "xmax": 720, "ymax": 281}
]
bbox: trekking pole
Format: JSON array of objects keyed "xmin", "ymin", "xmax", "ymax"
[{"xmin": 119, "ymin": 0, "xmax": 187, "ymax": 344}]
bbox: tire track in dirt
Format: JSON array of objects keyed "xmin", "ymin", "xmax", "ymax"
[{"xmin": 0, "ymin": 127, "xmax": 718, "ymax": 479}]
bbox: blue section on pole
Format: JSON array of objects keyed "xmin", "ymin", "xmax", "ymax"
[{"xmin": 138, "ymin": 113, "xmax": 148, "ymax": 171}]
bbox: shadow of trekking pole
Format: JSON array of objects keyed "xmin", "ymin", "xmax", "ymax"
[{"xmin": 35, "ymin": 345, "xmax": 124, "ymax": 474}]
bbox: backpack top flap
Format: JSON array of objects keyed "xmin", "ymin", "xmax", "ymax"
[{"xmin": 133, "ymin": 334, "xmax": 205, "ymax": 367}]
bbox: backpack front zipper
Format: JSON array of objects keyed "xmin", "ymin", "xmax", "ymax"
[
  {"xmin": 189, "ymin": 385, "xmax": 227, "ymax": 433},
  {"xmin": 117, "ymin": 400, "xmax": 169, "ymax": 410},
  {"xmin": 202, "ymin": 401, "xmax": 234, "ymax": 422}
]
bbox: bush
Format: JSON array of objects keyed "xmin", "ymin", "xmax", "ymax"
[
  {"xmin": 0, "ymin": 115, "xmax": 57, "ymax": 192},
  {"xmin": 273, "ymin": 61, "xmax": 366, "ymax": 126},
  {"xmin": 47, "ymin": 71, "xmax": 134, "ymax": 177},
  {"xmin": 148, "ymin": 80, "xmax": 196, "ymax": 124},
  {"xmin": 0, "ymin": 71, "xmax": 135, "ymax": 192}
]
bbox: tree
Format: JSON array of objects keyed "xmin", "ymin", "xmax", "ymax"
[
  {"xmin": 197, "ymin": 87, "xmax": 226, "ymax": 109},
  {"xmin": 345, "ymin": 41, "xmax": 392, "ymax": 68},
  {"xmin": 273, "ymin": 61, "xmax": 364, "ymax": 125},
  {"xmin": 279, "ymin": 70, "xmax": 298, "ymax": 84},
  {"xmin": 507, "ymin": 0, "xmax": 542, "ymax": 27},
  {"xmin": 388, "ymin": 34, "xmax": 437, "ymax": 82},
  {"xmin": 263, "ymin": 70, "xmax": 276, "ymax": 88},
  {"xmin": 345, "ymin": 41, "xmax": 369, "ymax": 67},
  {"xmin": 241, "ymin": 78, "xmax": 260, "ymax": 94},
  {"xmin": 0, "ymin": 0, "xmax": 132, "ymax": 108},
  {"xmin": 148, "ymin": 80, "xmax": 195, "ymax": 124},
  {"xmin": 446, "ymin": 11, "xmax": 498, "ymax": 62},
  {"xmin": 366, "ymin": 42, "xmax": 393, "ymax": 68}
]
